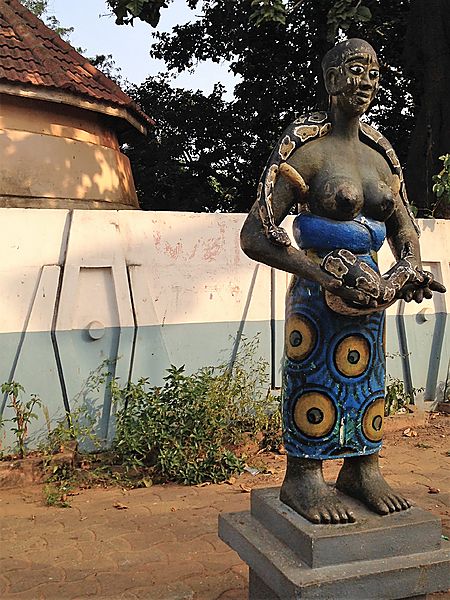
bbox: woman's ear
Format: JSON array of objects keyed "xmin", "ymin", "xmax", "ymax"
[{"xmin": 325, "ymin": 66, "xmax": 343, "ymax": 96}]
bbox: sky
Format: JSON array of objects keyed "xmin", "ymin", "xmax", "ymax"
[{"xmin": 49, "ymin": 0, "xmax": 237, "ymax": 98}]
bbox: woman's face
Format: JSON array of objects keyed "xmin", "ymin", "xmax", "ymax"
[{"xmin": 330, "ymin": 52, "xmax": 380, "ymax": 115}]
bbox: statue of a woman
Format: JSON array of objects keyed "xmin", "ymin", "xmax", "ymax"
[{"xmin": 240, "ymin": 39, "xmax": 446, "ymax": 524}]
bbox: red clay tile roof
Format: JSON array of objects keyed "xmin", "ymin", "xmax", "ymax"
[{"xmin": 0, "ymin": 0, "xmax": 153, "ymax": 131}]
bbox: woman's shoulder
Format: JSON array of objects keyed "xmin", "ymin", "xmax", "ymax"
[
  {"xmin": 278, "ymin": 111, "xmax": 331, "ymax": 155},
  {"xmin": 281, "ymin": 113, "xmax": 332, "ymax": 177},
  {"xmin": 359, "ymin": 121, "xmax": 401, "ymax": 171}
]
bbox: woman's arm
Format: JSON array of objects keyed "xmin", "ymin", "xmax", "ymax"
[
  {"xmin": 385, "ymin": 190, "xmax": 422, "ymax": 268},
  {"xmin": 385, "ymin": 194, "xmax": 446, "ymax": 301}
]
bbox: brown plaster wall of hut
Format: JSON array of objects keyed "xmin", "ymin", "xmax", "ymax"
[{"xmin": 0, "ymin": 93, "xmax": 139, "ymax": 209}]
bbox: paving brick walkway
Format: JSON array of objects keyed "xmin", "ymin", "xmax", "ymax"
[{"xmin": 0, "ymin": 414, "xmax": 449, "ymax": 599}]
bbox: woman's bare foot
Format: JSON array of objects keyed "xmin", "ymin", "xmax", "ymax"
[
  {"xmin": 336, "ymin": 453, "xmax": 411, "ymax": 514},
  {"xmin": 280, "ymin": 456, "xmax": 355, "ymax": 524}
]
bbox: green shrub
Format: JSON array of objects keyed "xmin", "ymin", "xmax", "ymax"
[
  {"xmin": 1, "ymin": 382, "xmax": 42, "ymax": 458},
  {"xmin": 112, "ymin": 337, "xmax": 280, "ymax": 484},
  {"xmin": 43, "ymin": 483, "xmax": 72, "ymax": 508},
  {"xmin": 43, "ymin": 405, "xmax": 100, "ymax": 454},
  {"xmin": 432, "ymin": 154, "xmax": 450, "ymax": 208},
  {"xmin": 384, "ymin": 376, "xmax": 422, "ymax": 416}
]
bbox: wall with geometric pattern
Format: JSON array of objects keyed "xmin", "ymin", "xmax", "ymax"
[{"xmin": 0, "ymin": 209, "xmax": 448, "ymax": 451}]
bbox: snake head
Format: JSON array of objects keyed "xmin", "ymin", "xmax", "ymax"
[{"xmin": 267, "ymin": 225, "xmax": 291, "ymax": 247}]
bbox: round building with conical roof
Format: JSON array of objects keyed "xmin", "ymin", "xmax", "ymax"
[{"xmin": 0, "ymin": 0, "xmax": 152, "ymax": 209}]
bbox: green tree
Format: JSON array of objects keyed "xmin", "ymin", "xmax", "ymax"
[
  {"xmin": 106, "ymin": 0, "xmax": 170, "ymax": 27},
  {"xmin": 126, "ymin": 76, "xmax": 239, "ymax": 211},
  {"xmin": 403, "ymin": 0, "xmax": 450, "ymax": 216},
  {"xmin": 127, "ymin": 1, "xmax": 416, "ymax": 212},
  {"xmin": 120, "ymin": 0, "xmax": 449, "ymax": 216},
  {"xmin": 104, "ymin": 0, "xmax": 300, "ymax": 28},
  {"xmin": 127, "ymin": 1, "xmax": 328, "ymax": 210},
  {"xmin": 20, "ymin": 0, "xmax": 74, "ymax": 40}
]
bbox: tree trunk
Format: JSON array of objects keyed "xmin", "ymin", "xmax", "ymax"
[{"xmin": 404, "ymin": 0, "xmax": 450, "ymax": 217}]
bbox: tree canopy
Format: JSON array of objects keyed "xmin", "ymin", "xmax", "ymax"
[
  {"xmin": 104, "ymin": 0, "xmax": 371, "ymax": 32},
  {"xmin": 20, "ymin": 0, "xmax": 74, "ymax": 39},
  {"xmin": 126, "ymin": 77, "xmax": 238, "ymax": 212},
  {"xmin": 20, "ymin": 0, "xmax": 450, "ymax": 216},
  {"xmin": 127, "ymin": 0, "xmax": 422, "ymax": 213},
  {"xmin": 126, "ymin": 0, "xmax": 449, "ymax": 216}
]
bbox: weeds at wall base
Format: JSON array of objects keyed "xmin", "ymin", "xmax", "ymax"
[
  {"xmin": 0, "ymin": 337, "xmax": 283, "ymax": 505},
  {"xmin": 384, "ymin": 376, "xmax": 423, "ymax": 416},
  {"xmin": 2, "ymin": 336, "xmax": 429, "ymax": 507},
  {"xmin": 43, "ymin": 483, "xmax": 73, "ymax": 508},
  {"xmin": 1, "ymin": 381, "xmax": 42, "ymax": 459},
  {"xmin": 111, "ymin": 336, "xmax": 282, "ymax": 486}
]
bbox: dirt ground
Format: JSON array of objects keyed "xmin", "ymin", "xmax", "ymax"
[{"xmin": 0, "ymin": 413, "xmax": 449, "ymax": 600}]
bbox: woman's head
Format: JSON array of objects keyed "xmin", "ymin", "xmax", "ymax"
[{"xmin": 322, "ymin": 39, "xmax": 380, "ymax": 114}]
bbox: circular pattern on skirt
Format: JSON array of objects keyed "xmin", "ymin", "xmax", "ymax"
[
  {"xmin": 285, "ymin": 314, "xmax": 317, "ymax": 361},
  {"xmin": 362, "ymin": 397, "xmax": 384, "ymax": 442},
  {"xmin": 334, "ymin": 334, "xmax": 370, "ymax": 378},
  {"xmin": 293, "ymin": 391, "xmax": 337, "ymax": 438}
]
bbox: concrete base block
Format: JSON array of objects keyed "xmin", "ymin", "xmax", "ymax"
[
  {"xmin": 249, "ymin": 570, "xmax": 428, "ymax": 600},
  {"xmin": 219, "ymin": 487, "xmax": 450, "ymax": 600},
  {"xmin": 251, "ymin": 487, "xmax": 442, "ymax": 568},
  {"xmin": 249, "ymin": 569, "xmax": 281, "ymax": 600}
]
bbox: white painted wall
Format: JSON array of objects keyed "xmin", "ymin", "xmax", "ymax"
[{"xmin": 0, "ymin": 209, "xmax": 448, "ymax": 450}]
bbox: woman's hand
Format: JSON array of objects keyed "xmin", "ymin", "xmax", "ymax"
[
  {"xmin": 398, "ymin": 271, "xmax": 446, "ymax": 303},
  {"xmin": 383, "ymin": 242, "xmax": 446, "ymax": 303}
]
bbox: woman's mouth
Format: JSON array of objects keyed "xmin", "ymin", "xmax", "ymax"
[{"xmin": 355, "ymin": 92, "xmax": 372, "ymax": 103}]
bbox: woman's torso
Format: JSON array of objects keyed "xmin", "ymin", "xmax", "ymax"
[{"xmin": 288, "ymin": 134, "xmax": 396, "ymax": 223}]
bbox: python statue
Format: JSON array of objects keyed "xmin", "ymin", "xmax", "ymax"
[{"xmin": 240, "ymin": 39, "xmax": 446, "ymax": 524}]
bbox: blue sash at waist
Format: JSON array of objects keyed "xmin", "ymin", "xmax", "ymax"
[{"xmin": 293, "ymin": 213, "xmax": 386, "ymax": 255}]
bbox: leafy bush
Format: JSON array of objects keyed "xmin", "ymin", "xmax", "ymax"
[
  {"xmin": 384, "ymin": 376, "xmax": 422, "ymax": 416},
  {"xmin": 43, "ymin": 483, "xmax": 72, "ymax": 508},
  {"xmin": 1, "ymin": 382, "xmax": 42, "ymax": 458},
  {"xmin": 43, "ymin": 405, "xmax": 100, "ymax": 455},
  {"xmin": 112, "ymin": 337, "xmax": 280, "ymax": 484},
  {"xmin": 432, "ymin": 155, "xmax": 450, "ymax": 204},
  {"xmin": 432, "ymin": 154, "xmax": 450, "ymax": 216}
]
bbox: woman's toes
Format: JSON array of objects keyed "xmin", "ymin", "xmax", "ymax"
[
  {"xmin": 319, "ymin": 509, "xmax": 332, "ymax": 524},
  {"xmin": 394, "ymin": 495, "xmax": 410, "ymax": 510},
  {"xmin": 383, "ymin": 496, "xmax": 396, "ymax": 512},
  {"xmin": 328, "ymin": 508, "xmax": 341, "ymax": 523},
  {"xmin": 309, "ymin": 511, "xmax": 321, "ymax": 524},
  {"xmin": 374, "ymin": 498, "xmax": 390, "ymax": 514},
  {"xmin": 398, "ymin": 496, "xmax": 411, "ymax": 510},
  {"xmin": 346, "ymin": 509, "xmax": 356, "ymax": 523},
  {"xmin": 336, "ymin": 508, "xmax": 349, "ymax": 523},
  {"xmin": 389, "ymin": 494, "xmax": 402, "ymax": 511}
]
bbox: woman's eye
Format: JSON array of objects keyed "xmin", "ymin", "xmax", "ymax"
[
  {"xmin": 369, "ymin": 69, "xmax": 380, "ymax": 78},
  {"xmin": 349, "ymin": 65, "xmax": 364, "ymax": 75}
]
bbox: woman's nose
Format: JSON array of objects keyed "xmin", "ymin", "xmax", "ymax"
[{"xmin": 360, "ymin": 70, "xmax": 372, "ymax": 89}]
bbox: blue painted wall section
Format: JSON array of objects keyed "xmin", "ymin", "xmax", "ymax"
[{"xmin": 0, "ymin": 315, "xmax": 446, "ymax": 452}]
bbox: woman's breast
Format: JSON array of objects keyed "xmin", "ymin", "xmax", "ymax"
[
  {"xmin": 363, "ymin": 180, "xmax": 395, "ymax": 221},
  {"xmin": 308, "ymin": 174, "xmax": 395, "ymax": 222}
]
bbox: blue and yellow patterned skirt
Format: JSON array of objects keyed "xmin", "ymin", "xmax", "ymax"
[{"xmin": 283, "ymin": 213, "xmax": 386, "ymax": 460}]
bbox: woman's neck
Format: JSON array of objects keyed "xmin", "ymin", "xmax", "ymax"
[{"xmin": 329, "ymin": 103, "xmax": 361, "ymax": 141}]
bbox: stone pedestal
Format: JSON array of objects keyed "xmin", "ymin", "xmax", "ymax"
[{"xmin": 218, "ymin": 487, "xmax": 450, "ymax": 599}]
